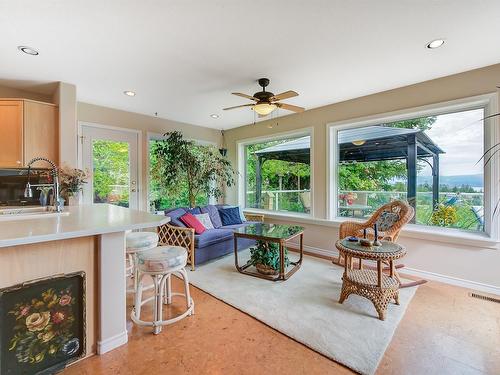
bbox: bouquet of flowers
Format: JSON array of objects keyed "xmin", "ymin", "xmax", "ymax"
[
  {"xmin": 8, "ymin": 288, "xmax": 80, "ymax": 364},
  {"xmin": 59, "ymin": 165, "xmax": 89, "ymax": 197}
]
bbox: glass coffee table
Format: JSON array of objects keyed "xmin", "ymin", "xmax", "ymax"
[{"xmin": 233, "ymin": 223, "xmax": 304, "ymax": 281}]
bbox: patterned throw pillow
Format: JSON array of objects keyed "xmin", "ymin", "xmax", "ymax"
[
  {"xmin": 376, "ymin": 211, "xmax": 400, "ymax": 232},
  {"xmin": 194, "ymin": 213, "xmax": 214, "ymax": 230}
]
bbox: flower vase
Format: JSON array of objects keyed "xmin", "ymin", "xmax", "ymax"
[{"xmin": 68, "ymin": 193, "xmax": 81, "ymax": 206}]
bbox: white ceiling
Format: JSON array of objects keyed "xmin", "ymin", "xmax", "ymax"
[{"xmin": 1, "ymin": 1, "xmax": 500, "ymax": 129}]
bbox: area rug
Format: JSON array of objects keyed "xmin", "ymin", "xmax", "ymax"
[{"xmin": 188, "ymin": 250, "xmax": 417, "ymax": 375}]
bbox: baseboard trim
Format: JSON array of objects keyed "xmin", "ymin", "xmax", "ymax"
[
  {"xmin": 400, "ymin": 268, "xmax": 500, "ymax": 296},
  {"xmin": 289, "ymin": 242, "xmax": 500, "ymax": 296},
  {"xmin": 97, "ymin": 331, "xmax": 128, "ymax": 355}
]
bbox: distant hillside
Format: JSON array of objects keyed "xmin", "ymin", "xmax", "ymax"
[{"xmin": 417, "ymin": 174, "xmax": 483, "ymax": 188}]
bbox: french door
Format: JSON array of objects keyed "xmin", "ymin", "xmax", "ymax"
[{"xmin": 81, "ymin": 124, "xmax": 139, "ymax": 209}]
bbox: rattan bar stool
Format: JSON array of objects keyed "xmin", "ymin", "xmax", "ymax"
[
  {"xmin": 131, "ymin": 245, "xmax": 194, "ymax": 334},
  {"xmin": 125, "ymin": 231, "xmax": 159, "ymax": 294}
]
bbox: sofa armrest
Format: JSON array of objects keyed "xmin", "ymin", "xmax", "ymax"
[
  {"xmin": 244, "ymin": 213, "xmax": 265, "ymax": 223},
  {"xmin": 157, "ymin": 224, "xmax": 196, "ymax": 271}
]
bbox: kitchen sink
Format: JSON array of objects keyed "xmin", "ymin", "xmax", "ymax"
[{"xmin": 0, "ymin": 206, "xmax": 70, "ymax": 220}]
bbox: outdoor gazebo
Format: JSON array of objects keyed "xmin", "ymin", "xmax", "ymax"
[{"xmin": 254, "ymin": 126, "xmax": 444, "ymax": 212}]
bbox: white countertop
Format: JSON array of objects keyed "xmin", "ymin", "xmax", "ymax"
[{"xmin": 0, "ymin": 204, "xmax": 169, "ymax": 247}]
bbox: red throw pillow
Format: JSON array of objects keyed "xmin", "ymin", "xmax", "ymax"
[{"xmin": 180, "ymin": 213, "xmax": 206, "ymax": 234}]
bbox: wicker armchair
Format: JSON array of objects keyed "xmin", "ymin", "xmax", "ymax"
[
  {"xmin": 339, "ymin": 200, "xmax": 414, "ymax": 242},
  {"xmin": 243, "ymin": 213, "xmax": 265, "ymax": 223},
  {"xmin": 336, "ymin": 200, "xmax": 414, "ymax": 267},
  {"xmin": 157, "ymin": 212, "xmax": 264, "ymax": 271}
]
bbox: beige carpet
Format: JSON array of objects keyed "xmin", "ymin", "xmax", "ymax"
[{"xmin": 188, "ymin": 250, "xmax": 417, "ymax": 375}]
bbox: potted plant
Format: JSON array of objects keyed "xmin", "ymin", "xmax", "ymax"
[
  {"xmin": 59, "ymin": 165, "xmax": 89, "ymax": 205},
  {"xmin": 150, "ymin": 131, "xmax": 235, "ymax": 208},
  {"xmin": 249, "ymin": 240, "xmax": 290, "ymax": 275}
]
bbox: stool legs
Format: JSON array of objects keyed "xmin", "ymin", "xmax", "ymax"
[
  {"xmin": 131, "ymin": 267, "xmax": 194, "ymax": 334},
  {"xmin": 134, "ymin": 273, "xmax": 145, "ymax": 318},
  {"xmin": 179, "ymin": 268, "xmax": 194, "ymax": 315},
  {"xmin": 163, "ymin": 275, "xmax": 172, "ymax": 305}
]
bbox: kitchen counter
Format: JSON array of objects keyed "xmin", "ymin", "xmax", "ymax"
[
  {"xmin": 0, "ymin": 204, "xmax": 170, "ymax": 356},
  {"xmin": 0, "ymin": 204, "xmax": 169, "ymax": 247}
]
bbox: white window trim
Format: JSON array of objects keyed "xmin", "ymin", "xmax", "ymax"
[
  {"xmin": 237, "ymin": 127, "xmax": 314, "ymax": 216},
  {"xmin": 326, "ymin": 93, "xmax": 500, "ymax": 241},
  {"xmin": 146, "ymin": 132, "xmax": 218, "ymax": 211}
]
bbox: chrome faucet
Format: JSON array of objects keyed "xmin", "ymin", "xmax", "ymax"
[{"xmin": 24, "ymin": 157, "xmax": 62, "ymax": 212}]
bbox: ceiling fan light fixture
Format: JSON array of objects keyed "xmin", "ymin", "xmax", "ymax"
[
  {"xmin": 352, "ymin": 140, "xmax": 366, "ymax": 146},
  {"xmin": 253, "ymin": 103, "xmax": 277, "ymax": 116}
]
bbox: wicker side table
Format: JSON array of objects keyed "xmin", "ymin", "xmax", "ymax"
[{"xmin": 335, "ymin": 239, "xmax": 406, "ymax": 320}]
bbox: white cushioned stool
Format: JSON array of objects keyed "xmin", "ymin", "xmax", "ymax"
[
  {"xmin": 131, "ymin": 245, "xmax": 194, "ymax": 334},
  {"xmin": 125, "ymin": 231, "xmax": 159, "ymax": 294}
]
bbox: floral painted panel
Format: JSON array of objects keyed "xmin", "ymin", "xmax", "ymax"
[{"xmin": 0, "ymin": 272, "xmax": 85, "ymax": 375}]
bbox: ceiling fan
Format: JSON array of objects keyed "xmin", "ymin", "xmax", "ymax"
[{"xmin": 223, "ymin": 78, "xmax": 305, "ymax": 117}]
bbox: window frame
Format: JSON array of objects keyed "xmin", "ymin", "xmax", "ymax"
[
  {"xmin": 237, "ymin": 127, "xmax": 314, "ymax": 216},
  {"xmin": 326, "ymin": 94, "xmax": 499, "ymax": 239},
  {"xmin": 146, "ymin": 132, "xmax": 217, "ymax": 211}
]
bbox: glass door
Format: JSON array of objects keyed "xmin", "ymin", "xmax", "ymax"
[{"xmin": 81, "ymin": 125, "xmax": 139, "ymax": 209}]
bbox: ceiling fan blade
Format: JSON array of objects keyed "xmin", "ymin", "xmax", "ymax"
[
  {"xmin": 276, "ymin": 103, "xmax": 305, "ymax": 113},
  {"xmin": 232, "ymin": 92, "xmax": 258, "ymax": 101},
  {"xmin": 270, "ymin": 90, "xmax": 298, "ymax": 102},
  {"xmin": 223, "ymin": 104, "xmax": 254, "ymax": 111}
]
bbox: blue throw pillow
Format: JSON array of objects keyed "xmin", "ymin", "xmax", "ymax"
[
  {"xmin": 219, "ymin": 207, "xmax": 243, "ymax": 226},
  {"xmin": 223, "ymin": 205, "xmax": 246, "ymax": 222},
  {"xmin": 200, "ymin": 205, "xmax": 223, "ymax": 228},
  {"xmin": 187, "ymin": 207, "xmax": 201, "ymax": 215},
  {"xmin": 165, "ymin": 208, "xmax": 187, "ymax": 228}
]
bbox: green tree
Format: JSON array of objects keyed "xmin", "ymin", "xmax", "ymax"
[
  {"xmin": 151, "ymin": 131, "xmax": 235, "ymax": 208},
  {"xmin": 93, "ymin": 140, "xmax": 130, "ymax": 206}
]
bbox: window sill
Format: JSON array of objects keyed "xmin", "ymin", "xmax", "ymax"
[{"xmin": 243, "ymin": 209, "xmax": 500, "ymax": 249}]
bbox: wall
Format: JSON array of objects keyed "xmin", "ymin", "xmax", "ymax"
[
  {"xmin": 0, "ymin": 85, "xmax": 53, "ymax": 103},
  {"xmin": 224, "ymin": 63, "xmax": 500, "ymax": 291},
  {"xmin": 53, "ymin": 82, "xmax": 78, "ymax": 166},
  {"xmin": 77, "ymin": 102, "xmax": 221, "ymax": 209}
]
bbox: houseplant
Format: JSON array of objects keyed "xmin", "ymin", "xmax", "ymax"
[
  {"xmin": 59, "ymin": 165, "xmax": 89, "ymax": 205},
  {"xmin": 249, "ymin": 240, "xmax": 290, "ymax": 275},
  {"xmin": 150, "ymin": 131, "xmax": 235, "ymax": 208}
]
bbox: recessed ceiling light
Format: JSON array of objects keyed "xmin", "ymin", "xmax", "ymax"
[
  {"xmin": 210, "ymin": 114, "xmax": 220, "ymax": 119},
  {"xmin": 17, "ymin": 46, "xmax": 39, "ymax": 55},
  {"xmin": 426, "ymin": 39, "xmax": 445, "ymax": 49},
  {"xmin": 123, "ymin": 90, "xmax": 136, "ymax": 97}
]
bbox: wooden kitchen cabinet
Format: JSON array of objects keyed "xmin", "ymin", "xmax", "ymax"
[
  {"xmin": 0, "ymin": 100, "xmax": 23, "ymax": 167},
  {"xmin": 23, "ymin": 101, "xmax": 59, "ymax": 164},
  {"xmin": 0, "ymin": 99, "xmax": 59, "ymax": 167}
]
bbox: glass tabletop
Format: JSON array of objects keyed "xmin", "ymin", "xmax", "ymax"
[
  {"xmin": 339, "ymin": 238, "xmax": 403, "ymax": 253},
  {"xmin": 234, "ymin": 223, "xmax": 304, "ymax": 240}
]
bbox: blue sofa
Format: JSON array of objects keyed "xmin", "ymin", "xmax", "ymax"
[{"xmin": 158, "ymin": 205, "xmax": 264, "ymax": 270}]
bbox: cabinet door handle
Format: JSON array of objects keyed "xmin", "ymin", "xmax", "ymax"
[{"xmin": 16, "ymin": 160, "xmax": 21, "ymax": 164}]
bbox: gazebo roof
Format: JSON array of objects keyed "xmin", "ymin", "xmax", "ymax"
[{"xmin": 254, "ymin": 126, "xmax": 444, "ymax": 164}]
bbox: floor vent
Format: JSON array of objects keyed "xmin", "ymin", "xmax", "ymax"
[{"xmin": 469, "ymin": 292, "xmax": 500, "ymax": 304}]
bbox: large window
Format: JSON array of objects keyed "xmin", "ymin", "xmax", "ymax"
[
  {"xmin": 333, "ymin": 107, "xmax": 486, "ymax": 232},
  {"xmin": 243, "ymin": 134, "xmax": 311, "ymax": 214}
]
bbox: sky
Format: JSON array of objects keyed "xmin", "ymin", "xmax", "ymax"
[{"xmin": 419, "ymin": 108, "xmax": 484, "ymax": 176}]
